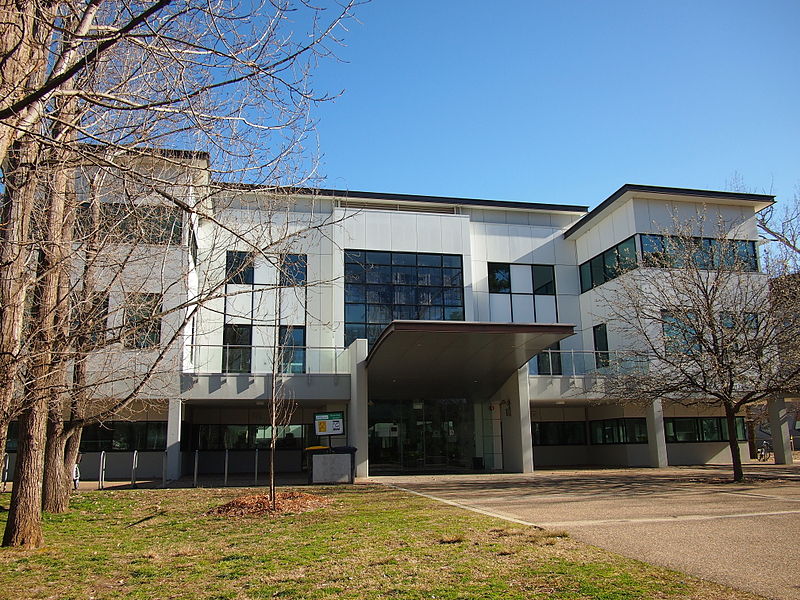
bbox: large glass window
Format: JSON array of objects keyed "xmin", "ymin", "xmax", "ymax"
[
  {"xmin": 79, "ymin": 204, "xmax": 183, "ymax": 246},
  {"xmin": 222, "ymin": 324, "xmax": 252, "ymax": 373},
  {"xmin": 589, "ymin": 418, "xmax": 648, "ymax": 444},
  {"xmin": 226, "ymin": 250, "xmax": 254, "ymax": 284},
  {"xmin": 344, "ymin": 250, "xmax": 464, "ymax": 346},
  {"xmin": 79, "ymin": 421, "xmax": 167, "ymax": 452},
  {"xmin": 533, "ymin": 421, "xmax": 586, "ymax": 445},
  {"xmin": 189, "ymin": 423, "xmax": 309, "ymax": 451},
  {"xmin": 579, "ymin": 236, "xmax": 638, "ymax": 292},
  {"xmin": 640, "ymin": 235, "xmax": 758, "ymax": 272},
  {"xmin": 665, "ymin": 417, "xmax": 746, "ymax": 442},
  {"xmin": 123, "ymin": 293, "xmax": 161, "ymax": 349}
]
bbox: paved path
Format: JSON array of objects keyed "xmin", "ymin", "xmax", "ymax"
[{"xmin": 373, "ymin": 464, "xmax": 800, "ymax": 600}]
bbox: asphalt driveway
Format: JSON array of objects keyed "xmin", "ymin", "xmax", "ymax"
[{"xmin": 374, "ymin": 464, "xmax": 800, "ymax": 600}]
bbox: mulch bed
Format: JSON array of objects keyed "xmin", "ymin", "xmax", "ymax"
[{"xmin": 205, "ymin": 491, "xmax": 333, "ymax": 517}]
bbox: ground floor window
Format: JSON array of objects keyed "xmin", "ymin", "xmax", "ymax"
[
  {"xmin": 80, "ymin": 421, "xmax": 167, "ymax": 452},
  {"xmin": 532, "ymin": 421, "xmax": 586, "ymax": 445},
  {"xmin": 589, "ymin": 418, "xmax": 648, "ymax": 444},
  {"xmin": 186, "ymin": 423, "xmax": 309, "ymax": 451},
  {"xmin": 664, "ymin": 417, "xmax": 746, "ymax": 442}
]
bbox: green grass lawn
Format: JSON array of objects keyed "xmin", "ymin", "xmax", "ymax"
[{"xmin": 0, "ymin": 485, "xmax": 762, "ymax": 600}]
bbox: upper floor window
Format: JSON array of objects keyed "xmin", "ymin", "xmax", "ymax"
[
  {"xmin": 279, "ymin": 326, "xmax": 306, "ymax": 373},
  {"xmin": 640, "ymin": 234, "xmax": 758, "ymax": 272},
  {"xmin": 532, "ymin": 265, "xmax": 556, "ymax": 295},
  {"xmin": 344, "ymin": 250, "xmax": 464, "ymax": 346},
  {"xmin": 79, "ymin": 203, "xmax": 183, "ymax": 246},
  {"xmin": 226, "ymin": 250, "xmax": 254, "ymax": 285},
  {"xmin": 661, "ymin": 310, "xmax": 699, "ymax": 355},
  {"xmin": 222, "ymin": 323, "xmax": 252, "ymax": 373},
  {"xmin": 280, "ymin": 254, "xmax": 307, "ymax": 286},
  {"xmin": 593, "ymin": 323, "xmax": 609, "ymax": 368},
  {"xmin": 123, "ymin": 293, "xmax": 161, "ymax": 349},
  {"xmin": 488, "ymin": 263, "xmax": 511, "ymax": 293},
  {"xmin": 489, "ymin": 263, "xmax": 556, "ymax": 295},
  {"xmin": 579, "ymin": 236, "xmax": 637, "ymax": 293}
]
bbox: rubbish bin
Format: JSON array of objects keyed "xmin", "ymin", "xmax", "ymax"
[
  {"xmin": 304, "ymin": 446, "xmax": 331, "ymax": 484},
  {"xmin": 332, "ymin": 446, "xmax": 358, "ymax": 482}
]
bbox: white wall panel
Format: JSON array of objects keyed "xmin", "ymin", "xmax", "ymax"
[
  {"xmin": 484, "ymin": 223, "xmax": 510, "ymax": 260},
  {"xmin": 473, "ymin": 290, "xmax": 490, "ymax": 321},
  {"xmin": 510, "ymin": 264, "xmax": 533, "ymax": 293},
  {"xmin": 489, "ymin": 293, "xmax": 512, "ymax": 323},
  {"xmin": 534, "ymin": 295, "xmax": 557, "ymax": 323},
  {"xmin": 365, "ymin": 211, "xmax": 392, "ymax": 251},
  {"xmin": 508, "ymin": 225, "xmax": 534, "ymax": 262},
  {"xmin": 279, "ymin": 290, "xmax": 306, "ymax": 325},
  {"xmin": 469, "ymin": 223, "xmax": 488, "ymax": 265},
  {"xmin": 440, "ymin": 216, "xmax": 464, "ymax": 253},
  {"xmin": 389, "ymin": 212, "xmax": 417, "ymax": 251},
  {"xmin": 555, "ymin": 265, "xmax": 580, "ymax": 296},
  {"xmin": 416, "ymin": 215, "xmax": 443, "ymax": 253},
  {"xmin": 511, "ymin": 294, "xmax": 534, "ymax": 322},
  {"xmin": 225, "ymin": 286, "xmax": 252, "ymax": 320}
]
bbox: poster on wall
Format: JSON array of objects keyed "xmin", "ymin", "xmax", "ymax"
[{"xmin": 314, "ymin": 411, "xmax": 345, "ymax": 436}]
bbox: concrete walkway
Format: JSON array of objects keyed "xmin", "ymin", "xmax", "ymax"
[{"xmin": 373, "ymin": 463, "xmax": 800, "ymax": 600}]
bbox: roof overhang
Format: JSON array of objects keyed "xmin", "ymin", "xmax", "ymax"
[
  {"xmin": 366, "ymin": 321, "xmax": 574, "ymax": 400},
  {"xmin": 563, "ymin": 184, "xmax": 776, "ymax": 240}
]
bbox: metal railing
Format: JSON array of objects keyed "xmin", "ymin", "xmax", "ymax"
[
  {"xmin": 184, "ymin": 345, "xmax": 350, "ymax": 375},
  {"xmin": 529, "ymin": 350, "xmax": 650, "ymax": 377}
]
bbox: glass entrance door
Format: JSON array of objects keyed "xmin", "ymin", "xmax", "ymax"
[{"xmin": 368, "ymin": 398, "xmax": 477, "ymax": 474}]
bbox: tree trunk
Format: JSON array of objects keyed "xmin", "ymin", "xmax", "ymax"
[
  {"xmin": 3, "ymin": 128, "xmax": 69, "ymax": 547},
  {"xmin": 724, "ymin": 403, "xmax": 744, "ymax": 482},
  {"xmin": 2, "ymin": 395, "xmax": 47, "ymax": 547},
  {"xmin": 42, "ymin": 426, "xmax": 69, "ymax": 513}
]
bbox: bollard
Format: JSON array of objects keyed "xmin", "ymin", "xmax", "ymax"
[
  {"xmin": 162, "ymin": 450, "xmax": 168, "ymax": 488},
  {"xmin": 224, "ymin": 449, "xmax": 229, "ymax": 487},
  {"xmin": 131, "ymin": 450, "xmax": 138, "ymax": 488},
  {"xmin": 254, "ymin": 448, "xmax": 259, "ymax": 486},
  {"xmin": 98, "ymin": 451, "xmax": 106, "ymax": 490},
  {"xmin": 193, "ymin": 449, "xmax": 199, "ymax": 488}
]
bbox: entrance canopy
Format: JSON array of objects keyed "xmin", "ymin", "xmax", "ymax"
[{"xmin": 366, "ymin": 320, "xmax": 574, "ymax": 400}]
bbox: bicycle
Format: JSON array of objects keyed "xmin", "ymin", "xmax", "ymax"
[{"xmin": 756, "ymin": 441, "xmax": 772, "ymax": 462}]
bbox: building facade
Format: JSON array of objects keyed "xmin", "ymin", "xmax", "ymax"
[{"xmin": 7, "ymin": 165, "xmax": 796, "ymax": 480}]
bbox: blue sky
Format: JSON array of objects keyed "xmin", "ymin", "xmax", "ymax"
[{"xmin": 309, "ymin": 1, "xmax": 799, "ymax": 209}]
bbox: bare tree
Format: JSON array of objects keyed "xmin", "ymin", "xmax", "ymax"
[
  {"xmin": 596, "ymin": 222, "xmax": 800, "ymax": 482},
  {"xmin": 1, "ymin": 0, "xmax": 361, "ymax": 547},
  {"xmin": 757, "ymin": 185, "xmax": 800, "ymax": 275}
]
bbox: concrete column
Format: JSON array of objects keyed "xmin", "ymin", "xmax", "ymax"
[
  {"xmin": 348, "ymin": 339, "xmax": 369, "ymax": 478},
  {"xmin": 768, "ymin": 396, "xmax": 794, "ymax": 465},
  {"xmin": 645, "ymin": 398, "xmax": 668, "ymax": 468},
  {"xmin": 166, "ymin": 398, "xmax": 183, "ymax": 480},
  {"xmin": 499, "ymin": 366, "xmax": 534, "ymax": 473}
]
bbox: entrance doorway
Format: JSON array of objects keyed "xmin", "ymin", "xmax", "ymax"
[{"xmin": 368, "ymin": 398, "xmax": 478, "ymax": 473}]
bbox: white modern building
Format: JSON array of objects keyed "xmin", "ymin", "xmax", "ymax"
[{"xmin": 7, "ymin": 155, "xmax": 795, "ymax": 480}]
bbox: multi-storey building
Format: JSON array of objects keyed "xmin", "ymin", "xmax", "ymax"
[{"xmin": 6, "ymin": 155, "xmax": 795, "ymax": 480}]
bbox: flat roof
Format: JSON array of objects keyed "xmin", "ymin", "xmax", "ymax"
[
  {"xmin": 563, "ymin": 184, "xmax": 776, "ymax": 240},
  {"xmin": 211, "ymin": 183, "xmax": 589, "ymax": 213},
  {"xmin": 366, "ymin": 320, "xmax": 575, "ymax": 400}
]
